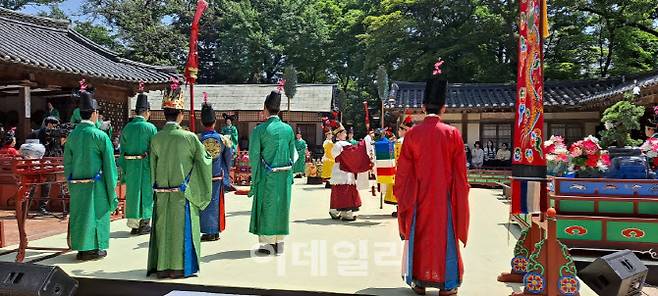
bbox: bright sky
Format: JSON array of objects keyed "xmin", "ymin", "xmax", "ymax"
[{"xmin": 20, "ymin": 0, "xmax": 85, "ymax": 20}]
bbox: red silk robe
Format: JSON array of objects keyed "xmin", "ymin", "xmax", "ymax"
[{"xmin": 394, "ymin": 115, "xmax": 470, "ymax": 288}]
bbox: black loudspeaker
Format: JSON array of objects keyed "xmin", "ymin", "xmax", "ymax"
[
  {"xmin": 0, "ymin": 262, "xmax": 78, "ymax": 296},
  {"xmin": 578, "ymin": 250, "xmax": 648, "ymax": 296}
]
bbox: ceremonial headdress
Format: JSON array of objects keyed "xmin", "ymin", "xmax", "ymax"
[
  {"xmin": 75, "ymin": 79, "xmax": 98, "ymax": 112},
  {"xmin": 424, "ymin": 58, "xmax": 448, "ymax": 109},
  {"xmin": 348, "ymin": 126, "xmax": 354, "ymax": 134},
  {"xmin": 222, "ymin": 113, "xmax": 236, "ymax": 122},
  {"xmin": 296, "ymin": 128, "xmax": 302, "ymax": 135},
  {"xmin": 201, "ymin": 92, "xmax": 215, "ymax": 125},
  {"xmin": 2, "ymin": 128, "xmax": 15, "ymax": 146},
  {"xmin": 162, "ymin": 77, "xmax": 185, "ymax": 110},
  {"xmin": 332, "ymin": 123, "xmax": 346, "ymax": 135},
  {"xmin": 265, "ymin": 90, "xmax": 282, "ymax": 112},
  {"xmin": 135, "ymin": 81, "xmax": 150, "ymax": 112},
  {"xmin": 401, "ymin": 110, "xmax": 414, "ymax": 129},
  {"xmin": 648, "ymin": 106, "xmax": 658, "ymax": 129}
]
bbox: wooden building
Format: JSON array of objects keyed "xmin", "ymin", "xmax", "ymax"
[
  {"xmin": 391, "ymin": 71, "xmax": 658, "ymax": 148},
  {"xmin": 133, "ymin": 84, "xmax": 336, "ymax": 150},
  {"xmin": 0, "ymin": 8, "xmax": 176, "ymax": 144}
]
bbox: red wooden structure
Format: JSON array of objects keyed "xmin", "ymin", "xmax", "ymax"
[{"xmin": 0, "ymin": 157, "xmax": 71, "ymax": 263}]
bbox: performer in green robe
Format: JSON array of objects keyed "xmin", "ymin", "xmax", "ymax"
[
  {"xmin": 64, "ymin": 83, "xmax": 118, "ymax": 261},
  {"xmin": 147, "ymin": 79, "xmax": 212, "ymax": 279},
  {"xmin": 70, "ymin": 106, "xmax": 81, "ymax": 124},
  {"xmin": 292, "ymin": 129, "xmax": 307, "ymax": 177},
  {"xmin": 221, "ymin": 115, "xmax": 239, "ymax": 149},
  {"xmin": 248, "ymin": 90, "xmax": 297, "ymax": 255},
  {"xmin": 119, "ymin": 91, "xmax": 157, "ymax": 235}
]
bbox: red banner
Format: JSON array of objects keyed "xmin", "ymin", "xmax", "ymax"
[
  {"xmin": 513, "ymin": 0, "xmax": 546, "ymax": 170},
  {"xmin": 184, "ymin": 0, "xmax": 208, "ymax": 84}
]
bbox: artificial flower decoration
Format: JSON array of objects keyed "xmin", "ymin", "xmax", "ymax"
[
  {"xmin": 545, "ymin": 135, "xmax": 570, "ymax": 176},
  {"xmin": 568, "ymin": 135, "xmax": 608, "ymax": 176},
  {"xmin": 432, "ymin": 58, "xmax": 445, "ymax": 76}
]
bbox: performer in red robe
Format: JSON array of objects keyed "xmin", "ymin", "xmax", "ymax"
[{"xmin": 394, "ymin": 77, "xmax": 470, "ymax": 296}]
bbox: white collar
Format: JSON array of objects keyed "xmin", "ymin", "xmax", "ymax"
[
  {"xmin": 81, "ymin": 120, "xmax": 95, "ymax": 125},
  {"xmin": 135, "ymin": 115, "xmax": 145, "ymax": 119},
  {"xmin": 426, "ymin": 114, "xmax": 440, "ymax": 117},
  {"xmin": 268, "ymin": 115, "xmax": 278, "ymax": 119},
  {"xmin": 165, "ymin": 121, "xmax": 178, "ymax": 125}
]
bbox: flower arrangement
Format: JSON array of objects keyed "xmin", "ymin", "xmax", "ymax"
[
  {"xmin": 568, "ymin": 135, "xmax": 610, "ymax": 177},
  {"xmin": 545, "ymin": 136, "xmax": 570, "ymax": 176},
  {"xmin": 640, "ymin": 137, "xmax": 658, "ymax": 169}
]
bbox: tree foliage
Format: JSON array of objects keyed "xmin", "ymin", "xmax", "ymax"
[
  {"xmin": 599, "ymin": 99, "xmax": 646, "ymax": 148},
  {"xmin": 22, "ymin": 0, "xmax": 656, "ymax": 133}
]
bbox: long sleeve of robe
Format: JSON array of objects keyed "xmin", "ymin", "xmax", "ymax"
[
  {"xmin": 64, "ymin": 121, "xmax": 118, "ymax": 251},
  {"xmin": 118, "ymin": 116, "xmax": 157, "ymax": 220},
  {"xmin": 70, "ymin": 108, "xmax": 81, "ymax": 124},
  {"xmin": 292, "ymin": 139, "xmax": 307, "ymax": 174},
  {"xmin": 394, "ymin": 116, "xmax": 470, "ymax": 289},
  {"xmin": 147, "ymin": 123, "xmax": 212, "ymax": 277},
  {"xmin": 248, "ymin": 116, "xmax": 295, "ymax": 236}
]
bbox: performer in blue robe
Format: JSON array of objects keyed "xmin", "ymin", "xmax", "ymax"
[{"xmin": 198, "ymin": 99, "xmax": 228, "ymax": 241}]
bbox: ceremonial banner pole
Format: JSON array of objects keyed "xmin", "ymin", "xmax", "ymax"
[
  {"xmin": 499, "ymin": 1, "xmax": 580, "ymax": 295},
  {"xmin": 363, "ymin": 101, "xmax": 370, "ymax": 131},
  {"xmin": 184, "ymin": 0, "xmax": 208, "ymax": 132}
]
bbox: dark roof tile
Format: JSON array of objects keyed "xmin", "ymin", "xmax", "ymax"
[{"xmin": 0, "ymin": 8, "xmax": 176, "ymax": 84}]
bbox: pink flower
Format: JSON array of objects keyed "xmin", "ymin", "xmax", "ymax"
[
  {"xmin": 570, "ymin": 147, "xmax": 583, "ymax": 158},
  {"xmin": 600, "ymin": 154, "xmax": 611, "ymax": 166},
  {"xmin": 586, "ymin": 154, "xmax": 599, "ymax": 167},
  {"xmin": 581, "ymin": 139, "xmax": 599, "ymax": 155},
  {"xmin": 557, "ymin": 153, "xmax": 569, "ymax": 163}
]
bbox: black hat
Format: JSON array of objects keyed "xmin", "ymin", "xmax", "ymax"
[
  {"xmin": 423, "ymin": 77, "xmax": 448, "ymax": 109},
  {"xmin": 265, "ymin": 91, "xmax": 281, "ymax": 111},
  {"xmin": 201, "ymin": 101, "xmax": 215, "ymax": 125},
  {"xmin": 135, "ymin": 93, "xmax": 150, "ymax": 112},
  {"xmin": 43, "ymin": 116, "xmax": 60, "ymax": 126},
  {"xmin": 79, "ymin": 88, "xmax": 98, "ymax": 112},
  {"xmin": 2, "ymin": 128, "xmax": 15, "ymax": 146},
  {"xmin": 222, "ymin": 113, "xmax": 236, "ymax": 122}
]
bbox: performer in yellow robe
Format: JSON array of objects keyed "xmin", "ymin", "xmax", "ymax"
[{"xmin": 320, "ymin": 128, "xmax": 334, "ymax": 188}]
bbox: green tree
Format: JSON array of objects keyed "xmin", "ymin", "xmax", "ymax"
[
  {"xmin": 599, "ymin": 99, "xmax": 645, "ymax": 148},
  {"xmin": 1, "ymin": 0, "xmax": 61, "ymax": 10}
]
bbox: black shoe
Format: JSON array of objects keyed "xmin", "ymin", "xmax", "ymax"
[
  {"xmin": 38, "ymin": 207, "xmax": 50, "ymax": 216},
  {"xmin": 341, "ymin": 216, "xmax": 357, "ymax": 222},
  {"xmin": 256, "ymin": 244, "xmax": 275, "ymax": 255},
  {"xmin": 329, "ymin": 211, "xmax": 341, "ymax": 220},
  {"xmin": 156, "ymin": 271, "xmax": 170, "ymax": 279},
  {"xmin": 411, "ymin": 283, "xmax": 426, "ymax": 295},
  {"xmin": 391, "ymin": 211, "xmax": 398, "ymax": 218},
  {"xmin": 76, "ymin": 250, "xmax": 105, "ymax": 261},
  {"xmin": 201, "ymin": 234, "xmax": 220, "ymax": 241},
  {"xmin": 325, "ymin": 182, "xmax": 332, "ymax": 189},
  {"xmin": 275, "ymin": 242, "xmax": 284, "ymax": 255},
  {"xmin": 137, "ymin": 225, "xmax": 151, "ymax": 235},
  {"xmin": 226, "ymin": 186, "xmax": 236, "ymax": 192},
  {"xmin": 130, "ymin": 228, "xmax": 139, "ymax": 235}
]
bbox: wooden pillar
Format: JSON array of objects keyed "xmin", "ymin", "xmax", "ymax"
[{"xmin": 17, "ymin": 86, "xmax": 31, "ymax": 145}]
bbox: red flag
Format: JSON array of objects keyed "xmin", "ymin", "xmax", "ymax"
[
  {"xmin": 512, "ymin": 0, "xmax": 546, "ymax": 172},
  {"xmin": 184, "ymin": 0, "xmax": 208, "ymax": 84}
]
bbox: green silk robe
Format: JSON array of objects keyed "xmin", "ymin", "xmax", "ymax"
[
  {"xmin": 221, "ymin": 125, "xmax": 239, "ymax": 147},
  {"xmin": 293, "ymin": 138, "xmax": 307, "ymax": 174},
  {"xmin": 118, "ymin": 116, "xmax": 157, "ymax": 220},
  {"xmin": 70, "ymin": 108, "xmax": 81, "ymax": 124},
  {"xmin": 148, "ymin": 123, "xmax": 212, "ymax": 275},
  {"xmin": 64, "ymin": 121, "xmax": 118, "ymax": 251},
  {"xmin": 248, "ymin": 116, "xmax": 296, "ymax": 236}
]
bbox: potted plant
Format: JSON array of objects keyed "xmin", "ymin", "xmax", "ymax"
[
  {"xmin": 599, "ymin": 100, "xmax": 644, "ymax": 158},
  {"xmin": 568, "ymin": 135, "xmax": 610, "ymax": 178}
]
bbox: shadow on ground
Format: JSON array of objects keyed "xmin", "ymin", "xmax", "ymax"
[
  {"xmin": 201, "ymin": 249, "xmax": 254, "ymax": 263},
  {"xmin": 293, "ymin": 218, "xmax": 380, "ymax": 227},
  {"xmin": 497, "ymin": 222, "xmax": 523, "ymax": 240}
]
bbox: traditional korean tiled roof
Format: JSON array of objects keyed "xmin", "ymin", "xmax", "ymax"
[
  {"xmin": 0, "ymin": 8, "xmax": 176, "ymax": 84},
  {"xmin": 393, "ymin": 78, "xmax": 627, "ymax": 111},
  {"xmin": 133, "ymin": 84, "xmax": 335, "ymax": 112},
  {"xmin": 580, "ymin": 71, "xmax": 658, "ymax": 104}
]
